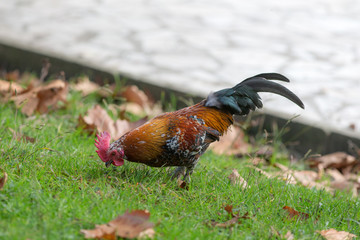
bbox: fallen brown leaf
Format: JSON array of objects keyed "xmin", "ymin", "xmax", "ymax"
[
  {"xmin": 9, "ymin": 128, "xmax": 36, "ymax": 143},
  {"xmin": 71, "ymin": 76, "xmax": 100, "ymax": 96},
  {"xmin": 79, "ymin": 105, "xmax": 147, "ymax": 140},
  {"xmin": 326, "ymin": 168, "xmax": 359, "ymax": 196},
  {"xmin": 0, "ymin": 172, "xmax": 8, "ymax": 190},
  {"xmin": 121, "ymin": 85, "xmax": 163, "ymax": 118},
  {"xmin": 210, "ymin": 205, "xmax": 249, "ymax": 228},
  {"xmin": 110, "ymin": 100, "xmax": 162, "ymax": 120},
  {"xmin": 273, "ymin": 162, "xmax": 289, "ymax": 171},
  {"xmin": 326, "ymin": 169, "xmax": 347, "ymax": 182},
  {"xmin": 81, "ymin": 210, "xmax": 155, "ymax": 239},
  {"xmin": 250, "ymin": 166, "xmax": 272, "ymax": 178},
  {"xmin": 5, "ymin": 70, "xmax": 20, "ymax": 81},
  {"xmin": 110, "ymin": 210, "xmax": 154, "ymax": 239},
  {"xmin": 17, "ymin": 72, "xmax": 41, "ymax": 88},
  {"xmin": 81, "ymin": 224, "xmax": 116, "ymax": 240},
  {"xmin": 78, "ymin": 115, "xmax": 97, "ymax": 135},
  {"xmin": 224, "ymin": 205, "xmax": 233, "ymax": 215},
  {"xmin": 278, "ymin": 172, "xmax": 297, "ymax": 185},
  {"xmin": 0, "ymin": 79, "xmax": 24, "ymax": 96},
  {"xmin": 211, "ymin": 216, "xmax": 240, "ymax": 228},
  {"xmin": 308, "ymin": 152, "xmax": 356, "ymax": 171},
  {"xmin": 330, "ymin": 181, "xmax": 358, "ymax": 197},
  {"xmin": 250, "ymin": 157, "xmax": 265, "ymax": 165},
  {"xmin": 317, "ymin": 228, "xmax": 356, "ymax": 240},
  {"xmin": 272, "ymin": 163, "xmax": 298, "ymax": 184},
  {"xmin": 270, "ymin": 226, "xmax": 281, "ymax": 237},
  {"xmin": 292, "ymin": 170, "xmax": 319, "ymax": 188},
  {"xmin": 344, "ymin": 173, "xmax": 360, "ymax": 183},
  {"xmin": 119, "ymin": 102, "xmax": 145, "ymax": 117},
  {"xmin": 177, "ymin": 179, "xmax": 188, "ymax": 190},
  {"xmin": 138, "ymin": 228, "xmax": 155, "ymax": 239},
  {"xmin": 121, "ymin": 85, "xmax": 151, "ymax": 108},
  {"xmin": 270, "ymin": 226, "xmax": 294, "ymax": 240},
  {"xmin": 282, "ymin": 206, "xmax": 309, "ymax": 220},
  {"xmin": 254, "ymin": 145, "xmax": 274, "ymax": 160},
  {"xmin": 228, "ymin": 169, "xmax": 249, "ymax": 188},
  {"xmin": 283, "ymin": 231, "xmax": 294, "ymax": 240},
  {"xmin": 210, "ymin": 126, "xmax": 250, "ymax": 155},
  {"xmin": 11, "ymin": 79, "xmax": 68, "ymax": 116}
]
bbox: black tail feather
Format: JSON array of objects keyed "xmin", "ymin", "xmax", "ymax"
[
  {"xmin": 239, "ymin": 77, "xmax": 304, "ymax": 109},
  {"xmin": 246, "ymin": 73, "xmax": 290, "ymax": 82},
  {"xmin": 205, "ymin": 73, "xmax": 304, "ymax": 115}
]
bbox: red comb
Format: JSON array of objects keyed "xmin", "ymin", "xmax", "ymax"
[{"xmin": 95, "ymin": 131, "xmax": 111, "ymax": 162}]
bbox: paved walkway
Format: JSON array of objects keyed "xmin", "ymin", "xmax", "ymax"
[{"xmin": 1, "ymin": 0, "xmax": 360, "ymax": 135}]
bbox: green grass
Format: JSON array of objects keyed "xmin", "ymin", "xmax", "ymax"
[{"xmin": 0, "ymin": 96, "xmax": 359, "ymax": 240}]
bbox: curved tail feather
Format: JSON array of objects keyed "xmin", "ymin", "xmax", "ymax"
[{"xmin": 205, "ymin": 73, "xmax": 304, "ymax": 115}]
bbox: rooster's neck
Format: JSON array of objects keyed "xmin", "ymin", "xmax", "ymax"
[{"xmin": 109, "ymin": 138, "xmax": 124, "ymax": 151}]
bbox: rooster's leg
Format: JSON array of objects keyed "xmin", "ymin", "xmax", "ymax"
[
  {"xmin": 183, "ymin": 166, "xmax": 194, "ymax": 182},
  {"xmin": 183, "ymin": 157, "xmax": 201, "ymax": 181},
  {"xmin": 171, "ymin": 166, "xmax": 186, "ymax": 180}
]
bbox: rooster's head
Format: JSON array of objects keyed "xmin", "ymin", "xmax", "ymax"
[{"xmin": 95, "ymin": 132, "xmax": 125, "ymax": 167}]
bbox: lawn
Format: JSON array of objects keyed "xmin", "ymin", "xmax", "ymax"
[{"xmin": 0, "ymin": 85, "xmax": 359, "ymax": 239}]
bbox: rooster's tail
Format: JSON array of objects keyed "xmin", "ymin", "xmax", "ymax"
[{"xmin": 204, "ymin": 73, "xmax": 304, "ymax": 115}]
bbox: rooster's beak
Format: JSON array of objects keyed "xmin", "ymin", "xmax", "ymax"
[{"xmin": 105, "ymin": 160, "xmax": 113, "ymax": 167}]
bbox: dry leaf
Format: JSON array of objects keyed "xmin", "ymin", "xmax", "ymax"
[
  {"xmin": 11, "ymin": 79, "xmax": 68, "ymax": 116},
  {"xmin": 177, "ymin": 179, "xmax": 188, "ymax": 190},
  {"xmin": 110, "ymin": 210, "xmax": 154, "ymax": 239},
  {"xmin": 250, "ymin": 166, "xmax": 272, "ymax": 178},
  {"xmin": 144, "ymin": 102, "xmax": 163, "ymax": 118},
  {"xmin": 79, "ymin": 105, "xmax": 147, "ymax": 140},
  {"xmin": 228, "ymin": 169, "xmax": 240, "ymax": 184},
  {"xmin": 81, "ymin": 210, "xmax": 155, "ymax": 239},
  {"xmin": 71, "ymin": 76, "xmax": 100, "ymax": 96},
  {"xmin": 326, "ymin": 169, "xmax": 347, "ymax": 182},
  {"xmin": 224, "ymin": 205, "xmax": 233, "ymax": 215},
  {"xmin": 293, "ymin": 170, "xmax": 332, "ymax": 191},
  {"xmin": 283, "ymin": 231, "xmax": 294, "ymax": 240},
  {"xmin": 308, "ymin": 152, "xmax": 356, "ymax": 170},
  {"xmin": 210, "ymin": 126, "xmax": 250, "ymax": 155},
  {"xmin": 138, "ymin": 228, "xmax": 156, "ymax": 239},
  {"xmin": 271, "ymin": 163, "xmax": 296, "ymax": 184},
  {"xmin": 78, "ymin": 114, "xmax": 96, "ymax": 135},
  {"xmin": 273, "ymin": 162, "xmax": 289, "ymax": 171},
  {"xmin": 81, "ymin": 224, "xmax": 116, "ymax": 240},
  {"xmin": 228, "ymin": 169, "xmax": 249, "ymax": 188},
  {"xmin": 120, "ymin": 85, "xmax": 163, "ymax": 118},
  {"xmin": 211, "ymin": 216, "xmax": 240, "ymax": 228},
  {"xmin": 254, "ymin": 146, "xmax": 274, "ymax": 160},
  {"xmin": 0, "ymin": 79, "xmax": 24, "ymax": 96},
  {"xmin": 9, "ymin": 128, "xmax": 35, "ymax": 143},
  {"xmin": 121, "ymin": 85, "xmax": 151, "ymax": 108},
  {"xmin": 282, "ymin": 206, "xmax": 309, "ymax": 220},
  {"xmin": 317, "ymin": 228, "xmax": 356, "ymax": 240},
  {"xmin": 211, "ymin": 206, "xmax": 249, "ymax": 228},
  {"xmin": 119, "ymin": 102, "xmax": 145, "ymax": 116},
  {"xmin": 5, "ymin": 70, "xmax": 20, "ymax": 81},
  {"xmin": 292, "ymin": 170, "xmax": 318, "ymax": 187},
  {"xmin": 251, "ymin": 157, "xmax": 265, "ymax": 165},
  {"xmin": 18, "ymin": 72, "xmax": 41, "ymax": 88},
  {"xmin": 270, "ymin": 226, "xmax": 280, "ymax": 237},
  {"xmin": 278, "ymin": 172, "xmax": 297, "ymax": 185},
  {"xmin": 0, "ymin": 172, "xmax": 8, "ymax": 190},
  {"xmin": 330, "ymin": 181, "xmax": 355, "ymax": 192}
]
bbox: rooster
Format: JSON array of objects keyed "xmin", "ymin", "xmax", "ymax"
[{"xmin": 95, "ymin": 73, "xmax": 304, "ymax": 180}]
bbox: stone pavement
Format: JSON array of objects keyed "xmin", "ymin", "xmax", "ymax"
[{"xmin": 1, "ymin": 0, "xmax": 360, "ymax": 137}]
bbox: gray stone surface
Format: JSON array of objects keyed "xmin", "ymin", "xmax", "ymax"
[{"xmin": 1, "ymin": 0, "xmax": 360, "ymax": 135}]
